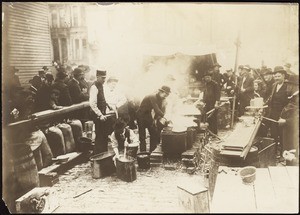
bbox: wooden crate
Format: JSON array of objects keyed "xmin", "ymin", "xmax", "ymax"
[
  {"xmin": 177, "ymin": 182, "xmax": 210, "ymax": 213},
  {"xmin": 15, "ymin": 187, "xmax": 59, "ymax": 213}
]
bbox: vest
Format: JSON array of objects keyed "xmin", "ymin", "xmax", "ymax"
[{"xmin": 95, "ymin": 81, "xmax": 107, "ymax": 115}]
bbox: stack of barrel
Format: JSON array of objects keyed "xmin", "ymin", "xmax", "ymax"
[{"xmin": 7, "ymin": 119, "xmax": 88, "ymax": 212}]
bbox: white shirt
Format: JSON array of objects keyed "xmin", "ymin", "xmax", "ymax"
[
  {"xmin": 276, "ymin": 83, "xmax": 283, "ymax": 92},
  {"xmin": 89, "ymin": 84, "xmax": 103, "ymax": 117},
  {"xmin": 110, "ymin": 129, "xmax": 139, "ymax": 150},
  {"xmin": 241, "ymin": 76, "xmax": 246, "ymax": 91}
]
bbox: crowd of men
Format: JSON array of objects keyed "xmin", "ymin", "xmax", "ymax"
[
  {"xmin": 4, "ymin": 61, "xmax": 299, "ymax": 165},
  {"xmin": 200, "ymin": 62, "xmax": 299, "ymax": 164}
]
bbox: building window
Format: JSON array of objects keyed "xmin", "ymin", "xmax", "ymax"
[
  {"xmin": 52, "ymin": 39, "xmax": 60, "ymax": 62},
  {"xmin": 80, "ymin": 6, "xmax": 86, "ymax": 26},
  {"xmin": 52, "ymin": 11, "xmax": 58, "ymax": 28},
  {"xmin": 73, "ymin": 6, "xmax": 78, "ymax": 27},
  {"xmin": 75, "ymin": 39, "xmax": 80, "ymax": 59},
  {"xmin": 82, "ymin": 39, "xmax": 87, "ymax": 48},
  {"xmin": 59, "ymin": 8, "xmax": 66, "ymax": 27}
]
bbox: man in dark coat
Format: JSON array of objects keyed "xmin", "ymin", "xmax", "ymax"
[
  {"xmin": 52, "ymin": 70, "xmax": 73, "ymax": 106},
  {"xmin": 68, "ymin": 68, "xmax": 89, "ymax": 104},
  {"xmin": 266, "ymin": 66, "xmax": 290, "ymax": 158},
  {"xmin": 89, "ymin": 70, "xmax": 110, "ymax": 154},
  {"xmin": 201, "ymin": 72, "xmax": 221, "ymax": 135},
  {"xmin": 34, "ymin": 73, "xmax": 54, "ymax": 112},
  {"xmin": 223, "ymin": 68, "xmax": 239, "ymax": 112},
  {"xmin": 211, "ymin": 63, "xmax": 225, "ymax": 89},
  {"xmin": 262, "ymin": 68, "xmax": 275, "ymax": 102},
  {"xmin": 237, "ymin": 65, "xmax": 254, "ymax": 116},
  {"xmin": 136, "ymin": 85, "xmax": 171, "ymax": 152}
]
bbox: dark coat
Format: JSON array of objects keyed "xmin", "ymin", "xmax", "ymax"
[
  {"xmin": 280, "ymin": 92, "xmax": 299, "ymax": 152},
  {"xmin": 136, "ymin": 93, "xmax": 166, "ymax": 125},
  {"xmin": 223, "ymin": 74, "xmax": 238, "ymax": 96},
  {"xmin": 34, "ymin": 85, "xmax": 52, "ymax": 112},
  {"xmin": 203, "ymin": 80, "xmax": 221, "ymax": 107},
  {"xmin": 263, "ymin": 79, "xmax": 275, "ymax": 102},
  {"xmin": 237, "ymin": 74, "xmax": 254, "ymax": 100},
  {"xmin": 52, "ymin": 80, "xmax": 72, "ymax": 106},
  {"xmin": 68, "ymin": 79, "xmax": 89, "ymax": 104}
]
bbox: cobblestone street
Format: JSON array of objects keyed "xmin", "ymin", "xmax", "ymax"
[{"xmin": 51, "ymin": 161, "xmax": 207, "ymax": 213}]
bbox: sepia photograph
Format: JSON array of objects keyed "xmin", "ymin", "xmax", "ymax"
[{"xmin": 2, "ymin": 2, "xmax": 299, "ymax": 213}]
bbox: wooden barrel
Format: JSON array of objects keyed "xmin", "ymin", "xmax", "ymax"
[
  {"xmin": 12, "ymin": 143, "xmax": 39, "ymax": 200},
  {"xmin": 208, "ymin": 146, "xmax": 259, "ymax": 199},
  {"xmin": 57, "ymin": 123, "xmax": 76, "ymax": 153},
  {"xmin": 2, "ymin": 135, "xmax": 18, "ymax": 213},
  {"xmin": 116, "ymin": 155, "xmax": 137, "ymax": 182},
  {"xmin": 44, "ymin": 126, "xmax": 66, "ymax": 157},
  {"xmin": 39, "ymin": 130, "xmax": 53, "ymax": 168},
  {"xmin": 68, "ymin": 119, "xmax": 83, "ymax": 150},
  {"xmin": 25, "ymin": 131, "xmax": 43, "ymax": 171}
]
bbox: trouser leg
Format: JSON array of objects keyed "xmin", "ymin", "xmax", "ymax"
[
  {"xmin": 149, "ymin": 125, "xmax": 159, "ymax": 152},
  {"xmin": 137, "ymin": 119, "xmax": 147, "ymax": 152},
  {"xmin": 94, "ymin": 120, "xmax": 109, "ymax": 154}
]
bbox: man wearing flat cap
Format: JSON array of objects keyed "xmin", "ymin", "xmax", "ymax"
[
  {"xmin": 68, "ymin": 68, "xmax": 89, "ymax": 104},
  {"xmin": 237, "ymin": 65, "xmax": 254, "ymax": 116},
  {"xmin": 136, "ymin": 85, "xmax": 171, "ymax": 152},
  {"xmin": 200, "ymin": 71, "xmax": 221, "ymax": 135},
  {"xmin": 89, "ymin": 70, "xmax": 111, "ymax": 154}
]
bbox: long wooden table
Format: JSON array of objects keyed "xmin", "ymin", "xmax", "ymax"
[
  {"xmin": 211, "ymin": 166, "xmax": 299, "ymax": 213},
  {"xmin": 220, "ymin": 115, "xmax": 261, "ymax": 158}
]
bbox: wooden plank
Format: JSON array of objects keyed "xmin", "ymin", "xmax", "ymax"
[
  {"xmin": 268, "ymin": 166, "xmax": 294, "ymax": 189},
  {"xmin": 268, "ymin": 166, "xmax": 298, "ymax": 213},
  {"xmin": 38, "ymin": 152, "xmax": 82, "ymax": 175},
  {"xmin": 254, "ymin": 168, "xmax": 278, "ymax": 213},
  {"xmin": 210, "ymin": 166, "xmax": 256, "ymax": 213},
  {"xmin": 285, "ymin": 166, "xmax": 299, "ymax": 189}
]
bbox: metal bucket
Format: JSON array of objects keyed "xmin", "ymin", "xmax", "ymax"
[
  {"xmin": 90, "ymin": 152, "xmax": 115, "ymax": 179},
  {"xmin": 137, "ymin": 152, "xmax": 150, "ymax": 170},
  {"xmin": 126, "ymin": 142, "xmax": 139, "ymax": 158},
  {"xmin": 116, "ymin": 155, "xmax": 137, "ymax": 182}
]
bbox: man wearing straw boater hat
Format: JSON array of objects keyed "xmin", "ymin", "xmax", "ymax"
[
  {"xmin": 89, "ymin": 69, "xmax": 111, "ymax": 154},
  {"xmin": 136, "ymin": 85, "xmax": 171, "ymax": 153}
]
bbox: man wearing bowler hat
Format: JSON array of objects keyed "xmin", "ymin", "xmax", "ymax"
[
  {"xmin": 262, "ymin": 68, "xmax": 275, "ymax": 102},
  {"xmin": 201, "ymin": 71, "xmax": 221, "ymax": 135},
  {"xmin": 136, "ymin": 85, "xmax": 171, "ymax": 152},
  {"xmin": 89, "ymin": 69, "xmax": 111, "ymax": 154},
  {"xmin": 211, "ymin": 62, "xmax": 225, "ymax": 89},
  {"xmin": 265, "ymin": 66, "xmax": 290, "ymax": 160}
]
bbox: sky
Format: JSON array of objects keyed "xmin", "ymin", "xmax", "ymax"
[{"xmin": 85, "ymin": 3, "xmax": 298, "ymax": 99}]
